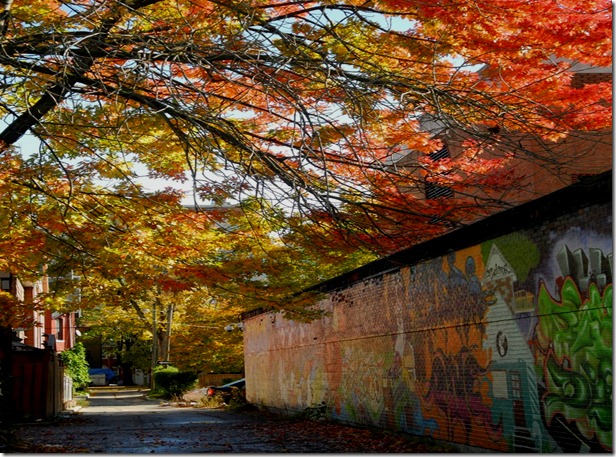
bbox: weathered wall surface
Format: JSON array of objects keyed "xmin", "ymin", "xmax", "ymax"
[{"xmin": 244, "ymin": 175, "xmax": 612, "ymax": 453}]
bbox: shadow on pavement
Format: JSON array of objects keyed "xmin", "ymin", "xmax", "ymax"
[{"xmin": 5, "ymin": 387, "xmax": 459, "ymax": 453}]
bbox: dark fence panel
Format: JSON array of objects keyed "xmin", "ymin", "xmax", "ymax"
[
  {"xmin": 0, "ymin": 326, "xmax": 12, "ymax": 425},
  {"xmin": 12, "ymin": 349, "xmax": 50, "ymax": 420},
  {"xmin": 11, "ymin": 348, "xmax": 63, "ymax": 420}
]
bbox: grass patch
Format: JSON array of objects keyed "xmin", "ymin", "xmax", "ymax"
[
  {"xmin": 75, "ymin": 398, "xmax": 90, "ymax": 408},
  {"xmin": 293, "ymin": 402, "xmax": 328, "ymax": 421}
]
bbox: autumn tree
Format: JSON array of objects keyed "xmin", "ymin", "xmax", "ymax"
[
  {"xmin": 0, "ymin": 0, "xmax": 610, "ymax": 255},
  {"xmin": 0, "ymin": 0, "xmax": 609, "ymax": 380},
  {"xmin": 169, "ymin": 293, "xmax": 246, "ymax": 374},
  {"xmin": 0, "ymin": 0, "xmax": 610, "ymax": 361},
  {"xmin": 31, "ymin": 184, "xmax": 369, "ymax": 374}
]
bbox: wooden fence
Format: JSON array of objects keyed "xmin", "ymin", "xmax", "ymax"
[
  {"xmin": 198, "ymin": 373, "xmax": 243, "ymax": 387},
  {"xmin": 10, "ymin": 345, "xmax": 67, "ymax": 420}
]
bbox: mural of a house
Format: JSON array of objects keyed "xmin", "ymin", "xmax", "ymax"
[{"xmin": 481, "ymin": 243, "xmax": 556, "ymax": 452}]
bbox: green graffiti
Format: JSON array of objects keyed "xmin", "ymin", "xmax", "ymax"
[
  {"xmin": 536, "ymin": 278, "xmax": 612, "ymax": 450},
  {"xmin": 481, "ymin": 233, "xmax": 539, "ymax": 282}
]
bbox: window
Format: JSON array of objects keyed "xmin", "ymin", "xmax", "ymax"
[
  {"xmin": 510, "ymin": 371, "xmax": 522, "ymax": 399},
  {"xmin": 428, "ymin": 144, "xmax": 451, "ymax": 161},
  {"xmin": 425, "ymin": 144, "xmax": 454, "ymax": 200},
  {"xmin": 425, "ymin": 182, "xmax": 454, "ymax": 199},
  {"xmin": 0, "ymin": 272, "xmax": 11, "ymax": 292},
  {"xmin": 55, "ymin": 318, "xmax": 64, "ymax": 341}
]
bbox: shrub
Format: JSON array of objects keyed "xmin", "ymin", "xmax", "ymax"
[
  {"xmin": 199, "ymin": 394, "xmax": 223, "ymax": 408},
  {"xmin": 226, "ymin": 387, "xmax": 250, "ymax": 410},
  {"xmin": 59, "ymin": 342, "xmax": 90, "ymax": 392},
  {"xmin": 200, "ymin": 386, "xmax": 251, "ymax": 411},
  {"xmin": 153, "ymin": 367, "xmax": 198, "ymax": 399}
]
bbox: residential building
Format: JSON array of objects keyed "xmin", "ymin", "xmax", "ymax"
[
  {"xmin": 0, "ymin": 270, "xmax": 78, "ymax": 421},
  {"xmin": 390, "ymin": 63, "xmax": 612, "ymax": 226}
]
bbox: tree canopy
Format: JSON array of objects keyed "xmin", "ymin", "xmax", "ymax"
[
  {"xmin": 0, "ymin": 0, "xmax": 610, "ymax": 252},
  {"xmin": 0, "ymin": 1, "xmax": 611, "ymax": 347}
]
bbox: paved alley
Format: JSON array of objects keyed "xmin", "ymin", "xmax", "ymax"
[{"xmin": 7, "ymin": 387, "xmax": 456, "ymax": 453}]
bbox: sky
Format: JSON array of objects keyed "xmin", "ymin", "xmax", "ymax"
[{"xmin": 15, "ymin": 132, "xmax": 207, "ymax": 206}]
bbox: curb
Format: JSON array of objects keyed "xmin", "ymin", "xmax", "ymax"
[{"xmin": 57, "ymin": 405, "xmax": 82, "ymax": 418}]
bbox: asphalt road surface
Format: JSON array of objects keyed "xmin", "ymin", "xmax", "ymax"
[
  {"xmin": 10, "ymin": 388, "xmax": 293, "ymax": 453},
  {"xmin": 8, "ymin": 387, "xmax": 457, "ymax": 453}
]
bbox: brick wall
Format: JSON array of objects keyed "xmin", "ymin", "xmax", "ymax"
[
  {"xmin": 243, "ymin": 172, "xmax": 612, "ymax": 453},
  {"xmin": 571, "ymin": 71, "xmax": 612, "ymax": 88}
]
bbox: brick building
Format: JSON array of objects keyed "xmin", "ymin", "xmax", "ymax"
[
  {"xmin": 0, "ymin": 271, "xmax": 78, "ymax": 421},
  {"xmin": 392, "ymin": 63, "xmax": 612, "ymax": 226},
  {"xmin": 242, "ymin": 171, "xmax": 612, "ymax": 452}
]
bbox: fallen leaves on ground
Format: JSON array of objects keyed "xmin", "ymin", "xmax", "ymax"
[
  {"xmin": 235, "ymin": 410, "xmax": 458, "ymax": 453},
  {"xmin": 4, "ymin": 407, "xmax": 458, "ymax": 453}
]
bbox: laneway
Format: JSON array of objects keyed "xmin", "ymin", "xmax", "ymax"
[
  {"xmin": 8, "ymin": 387, "xmax": 457, "ymax": 453},
  {"xmin": 10, "ymin": 388, "xmax": 289, "ymax": 453}
]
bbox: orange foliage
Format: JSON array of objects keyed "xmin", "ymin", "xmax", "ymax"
[{"xmin": 0, "ymin": 0, "xmax": 609, "ymax": 291}]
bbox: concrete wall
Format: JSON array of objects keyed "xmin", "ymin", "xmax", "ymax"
[{"xmin": 243, "ymin": 173, "xmax": 612, "ymax": 453}]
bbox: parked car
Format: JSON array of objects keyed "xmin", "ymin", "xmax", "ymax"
[{"xmin": 205, "ymin": 378, "xmax": 246, "ymax": 402}]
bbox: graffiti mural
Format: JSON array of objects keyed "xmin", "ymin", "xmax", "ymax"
[
  {"xmin": 409, "ymin": 248, "xmax": 505, "ymax": 450},
  {"xmin": 383, "ymin": 320, "xmax": 438, "ymax": 435},
  {"xmin": 422, "ymin": 347, "xmax": 503, "ymax": 446},
  {"xmin": 481, "ymin": 235, "xmax": 612, "ymax": 453},
  {"xmin": 244, "ymin": 201, "xmax": 613, "ymax": 453},
  {"xmin": 337, "ymin": 343, "xmax": 386, "ymax": 425},
  {"xmin": 535, "ymin": 252, "xmax": 612, "ymax": 452},
  {"xmin": 395, "ymin": 235, "xmax": 610, "ymax": 452},
  {"xmin": 482, "ymin": 240, "xmax": 556, "ymax": 452}
]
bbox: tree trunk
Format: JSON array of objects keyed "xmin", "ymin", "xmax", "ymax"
[{"xmin": 159, "ymin": 304, "xmax": 174, "ymax": 363}]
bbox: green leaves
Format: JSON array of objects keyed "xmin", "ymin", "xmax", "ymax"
[{"xmin": 59, "ymin": 342, "xmax": 91, "ymax": 391}]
